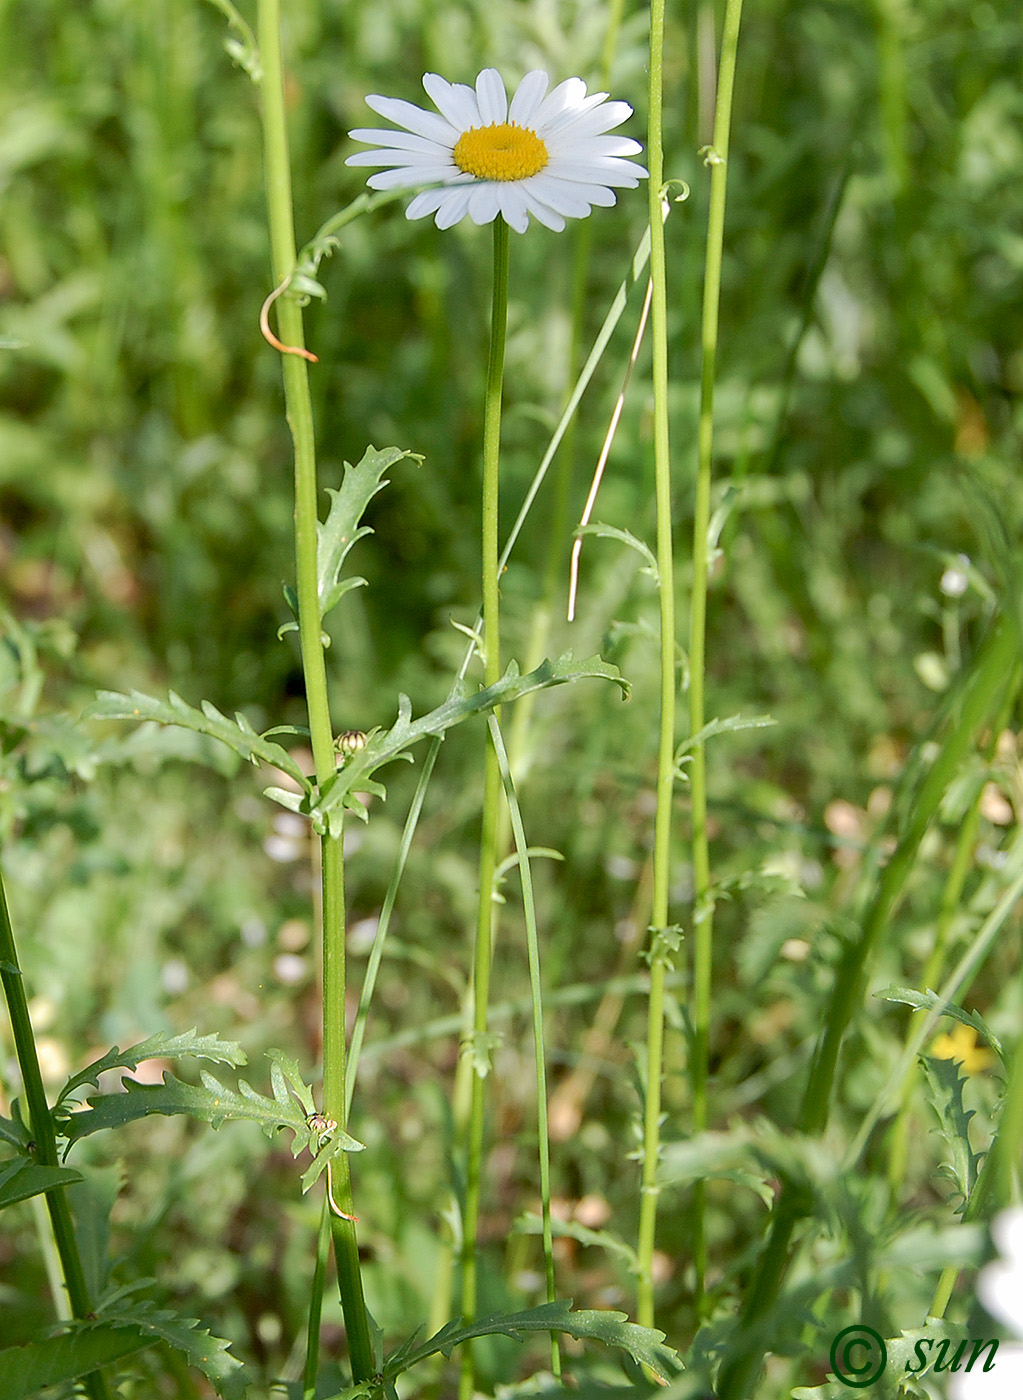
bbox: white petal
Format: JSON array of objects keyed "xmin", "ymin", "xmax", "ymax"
[
  {"xmin": 475, "ymin": 68, "xmax": 508, "ymax": 125},
  {"xmin": 365, "ymin": 164, "xmax": 459, "ymax": 189},
  {"xmin": 496, "ymin": 185, "xmax": 530, "ymax": 234},
  {"xmin": 545, "ymin": 99, "xmax": 635, "ymax": 139},
  {"xmin": 348, "ymin": 127, "xmax": 449, "ymax": 156},
  {"xmin": 532, "ymin": 76, "xmax": 590, "ymax": 128},
  {"xmin": 547, "ymin": 155, "xmax": 647, "ymax": 185},
  {"xmin": 346, "ymin": 149, "xmax": 454, "ymax": 169},
  {"xmin": 406, "ymin": 187, "xmax": 452, "ymax": 220},
  {"xmin": 572, "ymin": 134, "xmax": 644, "ymax": 158},
  {"xmin": 434, "ymin": 185, "xmax": 476, "ymax": 229},
  {"xmin": 509, "ymin": 71, "xmax": 549, "ymax": 126},
  {"xmin": 364, "ymin": 94, "xmax": 458, "ymax": 146},
  {"xmin": 526, "ymin": 173, "xmax": 616, "ymax": 213},
  {"xmin": 519, "ymin": 188, "xmax": 567, "ymax": 232},
  {"xmin": 519, "ymin": 177, "xmax": 593, "ymax": 219},
  {"xmin": 467, "ymin": 183, "xmax": 500, "ymax": 225},
  {"xmin": 423, "ymin": 73, "xmax": 480, "ymax": 132}
]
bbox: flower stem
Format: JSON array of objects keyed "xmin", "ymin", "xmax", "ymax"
[
  {"xmin": 256, "ymin": 0, "xmax": 373, "ymax": 1382},
  {"xmin": 636, "ymin": 0, "xmax": 676, "ymax": 1334},
  {"xmin": 459, "ymin": 215, "xmax": 510, "ymax": 1400},
  {"xmin": 688, "ymin": 0, "xmax": 745, "ymax": 1312},
  {"xmin": 0, "ymin": 868, "xmax": 113, "ymax": 1400}
]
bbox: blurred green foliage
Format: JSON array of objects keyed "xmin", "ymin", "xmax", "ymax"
[{"xmin": 1, "ymin": 0, "xmax": 1022, "ymax": 1394}]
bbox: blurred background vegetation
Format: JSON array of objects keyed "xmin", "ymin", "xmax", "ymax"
[{"xmin": 1, "ymin": 0, "xmax": 1022, "ymax": 1393}]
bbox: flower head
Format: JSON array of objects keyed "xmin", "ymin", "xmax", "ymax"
[{"xmin": 346, "ymin": 68, "xmax": 647, "ymax": 233}]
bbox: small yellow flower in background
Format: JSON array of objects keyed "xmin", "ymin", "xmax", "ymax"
[
  {"xmin": 346, "ymin": 68, "xmax": 647, "ymax": 233},
  {"xmin": 930, "ymin": 1022, "xmax": 995, "ymax": 1075}
]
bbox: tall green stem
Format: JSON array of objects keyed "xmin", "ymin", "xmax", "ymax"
[
  {"xmin": 636, "ymin": 0, "xmax": 676, "ymax": 1334},
  {"xmin": 0, "ymin": 868, "xmax": 113, "ymax": 1400},
  {"xmin": 688, "ymin": 0, "xmax": 744, "ymax": 1311},
  {"xmin": 460, "ymin": 217, "xmax": 510, "ymax": 1400},
  {"xmin": 256, "ymin": 0, "xmax": 373, "ymax": 1382}
]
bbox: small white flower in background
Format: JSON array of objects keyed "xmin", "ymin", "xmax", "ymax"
[
  {"xmin": 346, "ymin": 68, "xmax": 647, "ymax": 233},
  {"xmin": 949, "ymin": 1209, "xmax": 1023, "ymax": 1400}
]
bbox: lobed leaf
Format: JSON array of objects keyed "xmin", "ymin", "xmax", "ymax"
[
  {"xmin": 0, "ymin": 1159, "xmax": 83, "ymax": 1211},
  {"xmin": 0, "ymin": 1106, "xmax": 31, "ymax": 1151},
  {"xmin": 576, "ymin": 521, "xmax": 659, "ymax": 583},
  {"xmin": 674, "ymin": 712, "xmax": 776, "ymax": 768},
  {"xmin": 58, "ymin": 1070, "xmax": 304, "ymax": 1146},
  {"xmin": 381, "ymin": 1300, "xmax": 681, "ymax": 1384},
  {"xmin": 56, "ymin": 1068, "xmax": 364, "ymax": 1162},
  {"xmin": 0, "ymin": 1298, "xmax": 248, "ymax": 1399},
  {"xmin": 84, "ymin": 689, "xmax": 310, "ymax": 790},
  {"xmin": 314, "ymin": 653, "xmax": 629, "ymax": 831},
  {"xmin": 318, "ymin": 447, "xmax": 420, "ymax": 622},
  {"xmin": 96, "ymin": 1298, "xmax": 247, "ymax": 1397},
  {"xmin": 56, "ymin": 1028, "xmax": 247, "ymax": 1109},
  {"xmin": 875, "ymin": 985, "xmax": 1004, "ymax": 1060},
  {"xmin": 920, "ymin": 1054, "xmax": 984, "ymax": 1213},
  {"xmin": 0, "ymin": 1327, "xmax": 154, "ymax": 1400}
]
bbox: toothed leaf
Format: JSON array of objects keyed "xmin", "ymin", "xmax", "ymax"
[{"xmin": 84, "ymin": 689, "xmax": 310, "ymax": 790}]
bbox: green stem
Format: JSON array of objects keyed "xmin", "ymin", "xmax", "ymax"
[
  {"xmin": 0, "ymin": 868, "xmax": 113, "ymax": 1400},
  {"xmin": 256, "ymin": 0, "xmax": 373, "ymax": 1382},
  {"xmin": 459, "ymin": 217, "xmax": 510, "ymax": 1400},
  {"xmin": 302, "ymin": 1202, "xmax": 331, "ymax": 1400},
  {"xmin": 636, "ymin": 0, "xmax": 676, "ymax": 1335},
  {"xmin": 716, "ymin": 614, "xmax": 1018, "ymax": 1400},
  {"xmin": 688, "ymin": 0, "xmax": 744, "ymax": 1313},
  {"xmin": 489, "ymin": 716, "xmax": 560, "ymax": 1377}
]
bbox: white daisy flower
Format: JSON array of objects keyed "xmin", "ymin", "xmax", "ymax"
[{"xmin": 346, "ymin": 68, "xmax": 648, "ymax": 234}]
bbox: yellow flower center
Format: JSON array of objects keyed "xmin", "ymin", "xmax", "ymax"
[{"xmin": 453, "ymin": 122, "xmax": 549, "ymax": 182}]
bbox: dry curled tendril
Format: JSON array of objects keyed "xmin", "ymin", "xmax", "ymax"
[{"xmin": 260, "ymin": 279, "xmax": 319, "ymax": 362}]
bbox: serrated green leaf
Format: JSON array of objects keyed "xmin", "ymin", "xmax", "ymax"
[
  {"xmin": 920, "ymin": 1055, "xmax": 983, "ymax": 1213},
  {"xmin": 576, "ymin": 522, "xmax": 659, "ymax": 582},
  {"xmin": 83, "ymin": 689, "xmax": 311, "ymax": 790},
  {"xmin": 0, "ymin": 1326, "xmax": 155, "ymax": 1400},
  {"xmin": 56, "ymin": 1069, "xmax": 365, "ymax": 1164},
  {"xmin": 266, "ymin": 1048, "xmax": 315, "ymax": 1116},
  {"xmin": 57, "ymin": 1069, "xmax": 306, "ymax": 1147},
  {"xmin": 318, "ymin": 447, "xmax": 418, "ymax": 622},
  {"xmin": 0, "ymin": 1107, "xmax": 31, "ymax": 1151},
  {"xmin": 314, "ymin": 653, "xmax": 629, "ymax": 825},
  {"xmin": 875, "ymin": 986, "xmax": 1004, "ymax": 1060},
  {"xmin": 382, "ymin": 1301, "xmax": 680, "ymax": 1383},
  {"xmin": 0, "ymin": 1159, "xmax": 83, "ymax": 1210},
  {"xmin": 96, "ymin": 1299, "xmax": 247, "ymax": 1397},
  {"xmin": 56, "ymin": 1029, "xmax": 247, "ymax": 1109},
  {"xmin": 674, "ymin": 712, "xmax": 776, "ymax": 767}
]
